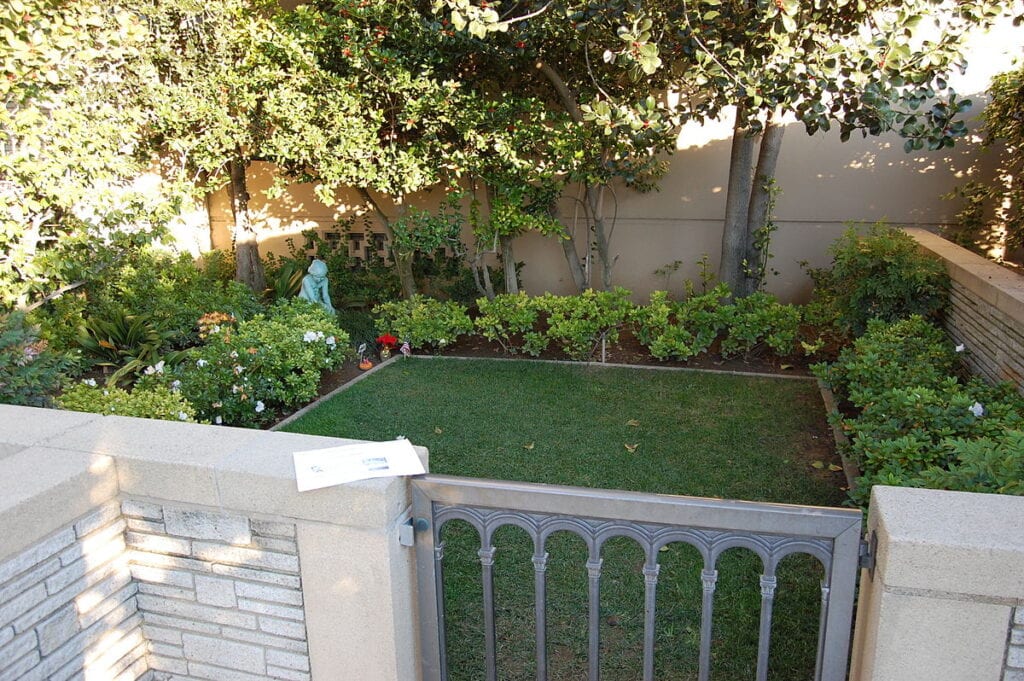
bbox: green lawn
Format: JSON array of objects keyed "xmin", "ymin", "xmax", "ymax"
[{"xmin": 284, "ymin": 357, "xmax": 848, "ymax": 680}]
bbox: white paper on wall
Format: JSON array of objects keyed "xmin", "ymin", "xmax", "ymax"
[{"xmin": 293, "ymin": 438, "xmax": 425, "ymax": 491}]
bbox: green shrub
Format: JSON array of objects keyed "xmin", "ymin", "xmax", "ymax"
[
  {"xmin": 0, "ymin": 312, "xmax": 75, "ymax": 407},
  {"xmin": 808, "ymin": 223, "xmax": 948, "ymax": 336},
  {"xmin": 75, "ymin": 311, "xmax": 171, "ymax": 385},
  {"xmin": 373, "ymin": 295, "xmax": 473, "ymax": 350},
  {"xmin": 535, "ymin": 288, "xmax": 634, "ymax": 361},
  {"xmin": 911, "ymin": 431, "xmax": 1024, "ymax": 496},
  {"xmin": 142, "ymin": 300, "xmax": 350, "ymax": 428},
  {"xmin": 843, "ymin": 378, "xmax": 1024, "ymax": 505},
  {"xmin": 719, "ymin": 291, "xmax": 800, "ymax": 357},
  {"xmin": 82, "ymin": 249, "xmax": 263, "ymax": 348},
  {"xmin": 474, "ymin": 292, "xmax": 540, "ymax": 354},
  {"xmin": 632, "ymin": 285, "xmax": 727, "ymax": 361},
  {"xmin": 57, "ymin": 382, "xmax": 199, "ymax": 422},
  {"xmin": 814, "ymin": 316, "xmax": 958, "ymax": 407}
]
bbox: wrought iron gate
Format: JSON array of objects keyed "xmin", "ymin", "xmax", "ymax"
[{"xmin": 411, "ymin": 474, "xmax": 863, "ymax": 681}]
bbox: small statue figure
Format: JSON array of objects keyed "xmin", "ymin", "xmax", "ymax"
[{"xmin": 297, "ymin": 259, "xmax": 336, "ymax": 315}]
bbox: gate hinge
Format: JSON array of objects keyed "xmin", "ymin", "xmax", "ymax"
[{"xmin": 859, "ymin": 530, "xmax": 877, "ymax": 579}]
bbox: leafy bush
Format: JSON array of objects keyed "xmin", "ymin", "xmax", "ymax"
[
  {"xmin": 911, "ymin": 431, "xmax": 1024, "ymax": 496},
  {"xmin": 474, "ymin": 292, "xmax": 540, "ymax": 354},
  {"xmin": 632, "ymin": 285, "xmax": 728, "ymax": 361},
  {"xmin": 373, "ymin": 295, "xmax": 473, "ymax": 350},
  {"xmin": 807, "ymin": 223, "xmax": 948, "ymax": 336},
  {"xmin": 57, "ymin": 382, "xmax": 199, "ymax": 422},
  {"xmin": 719, "ymin": 291, "xmax": 800, "ymax": 357},
  {"xmin": 814, "ymin": 316, "xmax": 958, "ymax": 407},
  {"xmin": 82, "ymin": 249, "xmax": 263, "ymax": 348},
  {"xmin": 141, "ymin": 299, "xmax": 350, "ymax": 428},
  {"xmin": 534, "ymin": 288, "xmax": 634, "ymax": 361},
  {"xmin": 845, "ymin": 379, "xmax": 1024, "ymax": 505},
  {"xmin": 0, "ymin": 312, "xmax": 75, "ymax": 406},
  {"xmin": 75, "ymin": 311, "xmax": 171, "ymax": 385}
]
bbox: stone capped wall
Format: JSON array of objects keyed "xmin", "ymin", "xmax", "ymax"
[
  {"xmin": 1007, "ymin": 607, "xmax": 1024, "ymax": 681},
  {"xmin": 123, "ymin": 500, "xmax": 311, "ymax": 681},
  {"xmin": 0, "ymin": 502, "xmax": 148, "ymax": 681}
]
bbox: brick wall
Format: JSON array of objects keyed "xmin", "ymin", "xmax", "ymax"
[
  {"xmin": 123, "ymin": 500, "xmax": 311, "ymax": 681},
  {"xmin": 1007, "ymin": 608, "xmax": 1024, "ymax": 681},
  {"xmin": 907, "ymin": 229, "xmax": 1024, "ymax": 395},
  {"xmin": 0, "ymin": 502, "xmax": 149, "ymax": 681}
]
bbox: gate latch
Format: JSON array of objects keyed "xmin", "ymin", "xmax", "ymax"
[{"xmin": 859, "ymin": 530, "xmax": 877, "ymax": 579}]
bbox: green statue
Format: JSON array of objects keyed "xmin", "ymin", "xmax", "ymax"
[{"xmin": 298, "ymin": 259, "xmax": 336, "ymax": 314}]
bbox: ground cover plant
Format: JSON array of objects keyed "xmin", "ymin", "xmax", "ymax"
[{"xmin": 284, "ymin": 358, "xmax": 846, "ymax": 681}]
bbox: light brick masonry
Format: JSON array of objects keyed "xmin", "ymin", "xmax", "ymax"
[
  {"xmin": 124, "ymin": 501, "xmax": 310, "ymax": 681},
  {"xmin": 0, "ymin": 501, "xmax": 148, "ymax": 681},
  {"xmin": 0, "ymin": 500, "xmax": 310, "ymax": 681},
  {"xmin": 1006, "ymin": 607, "xmax": 1024, "ymax": 681}
]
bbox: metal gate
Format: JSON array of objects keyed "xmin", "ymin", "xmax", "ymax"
[{"xmin": 411, "ymin": 474, "xmax": 863, "ymax": 681}]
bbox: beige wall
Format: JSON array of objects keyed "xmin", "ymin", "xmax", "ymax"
[{"xmin": 203, "ymin": 20, "xmax": 1020, "ymax": 303}]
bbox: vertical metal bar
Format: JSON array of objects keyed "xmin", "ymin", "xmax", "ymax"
[
  {"xmin": 479, "ymin": 544, "xmax": 498, "ymax": 681},
  {"xmin": 755, "ymin": 572, "xmax": 778, "ymax": 681},
  {"xmin": 642, "ymin": 561, "xmax": 661, "ymax": 681},
  {"xmin": 814, "ymin": 580, "xmax": 830, "ymax": 681},
  {"xmin": 412, "ymin": 486, "xmax": 444, "ymax": 681},
  {"xmin": 533, "ymin": 549, "xmax": 550, "ymax": 681},
  {"xmin": 697, "ymin": 567, "xmax": 718, "ymax": 681},
  {"xmin": 820, "ymin": 523, "xmax": 861, "ymax": 681},
  {"xmin": 586, "ymin": 557, "xmax": 604, "ymax": 681}
]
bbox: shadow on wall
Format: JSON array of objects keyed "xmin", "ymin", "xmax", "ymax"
[{"xmin": 202, "ymin": 96, "xmax": 1004, "ymax": 304}]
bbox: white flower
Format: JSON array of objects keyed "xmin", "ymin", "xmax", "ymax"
[
  {"xmin": 230, "ymin": 350, "xmax": 239, "ymax": 359},
  {"xmin": 303, "ymin": 331, "xmax": 318, "ymax": 343},
  {"xmin": 316, "ymin": 330, "xmax": 324, "ymax": 340},
  {"xmin": 233, "ymin": 365, "xmax": 244, "ymax": 375},
  {"xmin": 955, "ymin": 343, "xmax": 966, "ymax": 353},
  {"xmin": 83, "ymin": 378, "xmax": 97, "ymax": 387},
  {"xmin": 969, "ymin": 402, "xmax": 985, "ymax": 418},
  {"xmin": 439, "ymin": 338, "xmax": 448, "ymax": 345},
  {"xmin": 255, "ymin": 401, "xmax": 265, "ymax": 413},
  {"xmin": 231, "ymin": 385, "xmax": 239, "ymax": 394},
  {"xmin": 196, "ymin": 359, "xmax": 208, "ymax": 368},
  {"xmin": 325, "ymin": 336, "xmax": 337, "ymax": 348},
  {"xmin": 171, "ymin": 380, "xmax": 181, "ymax": 391},
  {"xmin": 177, "ymin": 411, "xmax": 188, "ymax": 421},
  {"xmin": 102, "ymin": 390, "xmax": 109, "ymax": 396},
  {"xmin": 144, "ymin": 360, "xmax": 165, "ymax": 375},
  {"xmin": 214, "ymin": 416, "xmax": 223, "ymax": 425}
]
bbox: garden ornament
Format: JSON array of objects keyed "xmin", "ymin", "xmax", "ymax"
[{"xmin": 297, "ymin": 259, "xmax": 336, "ymax": 314}]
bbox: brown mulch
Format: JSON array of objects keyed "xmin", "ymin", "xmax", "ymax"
[{"xmin": 314, "ymin": 329, "xmax": 817, "ymax": 399}]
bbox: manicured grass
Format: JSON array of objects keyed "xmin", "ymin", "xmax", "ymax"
[{"xmin": 284, "ymin": 357, "xmax": 848, "ymax": 680}]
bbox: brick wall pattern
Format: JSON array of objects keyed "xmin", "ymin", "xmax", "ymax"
[
  {"xmin": 945, "ymin": 280, "xmax": 1024, "ymax": 393},
  {"xmin": 123, "ymin": 500, "xmax": 311, "ymax": 681},
  {"xmin": 0, "ymin": 501, "xmax": 149, "ymax": 681}
]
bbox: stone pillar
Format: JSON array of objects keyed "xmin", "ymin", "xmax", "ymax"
[{"xmin": 850, "ymin": 485, "xmax": 1024, "ymax": 681}]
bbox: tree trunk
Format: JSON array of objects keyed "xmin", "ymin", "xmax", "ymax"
[
  {"xmin": 358, "ymin": 187, "xmax": 417, "ymax": 299},
  {"xmin": 742, "ymin": 119, "xmax": 785, "ymax": 296},
  {"xmin": 499, "ymin": 234, "xmax": 519, "ymax": 294},
  {"xmin": 718, "ymin": 111, "xmax": 757, "ymax": 297},
  {"xmin": 228, "ymin": 157, "xmax": 266, "ymax": 293},
  {"xmin": 536, "ymin": 61, "xmax": 601, "ymax": 293},
  {"xmin": 587, "ymin": 185, "xmax": 615, "ymax": 290}
]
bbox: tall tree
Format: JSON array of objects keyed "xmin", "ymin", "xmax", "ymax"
[{"xmin": 0, "ymin": 0, "xmax": 154, "ymax": 310}]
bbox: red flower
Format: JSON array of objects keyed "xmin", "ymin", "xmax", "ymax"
[{"xmin": 376, "ymin": 334, "xmax": 398, "ymax": 348}]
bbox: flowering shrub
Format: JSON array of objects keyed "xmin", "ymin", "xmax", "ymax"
[
  {"xmin": 57, "ymin": 382, "xmax": 199, "ymax": 422},
  {"xmin": 372, "ymin": 295, "xmax": 472, "ymax": 350},
  {"xmin": 141, "ymin": 299, "xmax": 350, "ymax": 427},
  {"xmin": 0, "ymin": 312, "xmax": 74, "ymax": 406}
]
